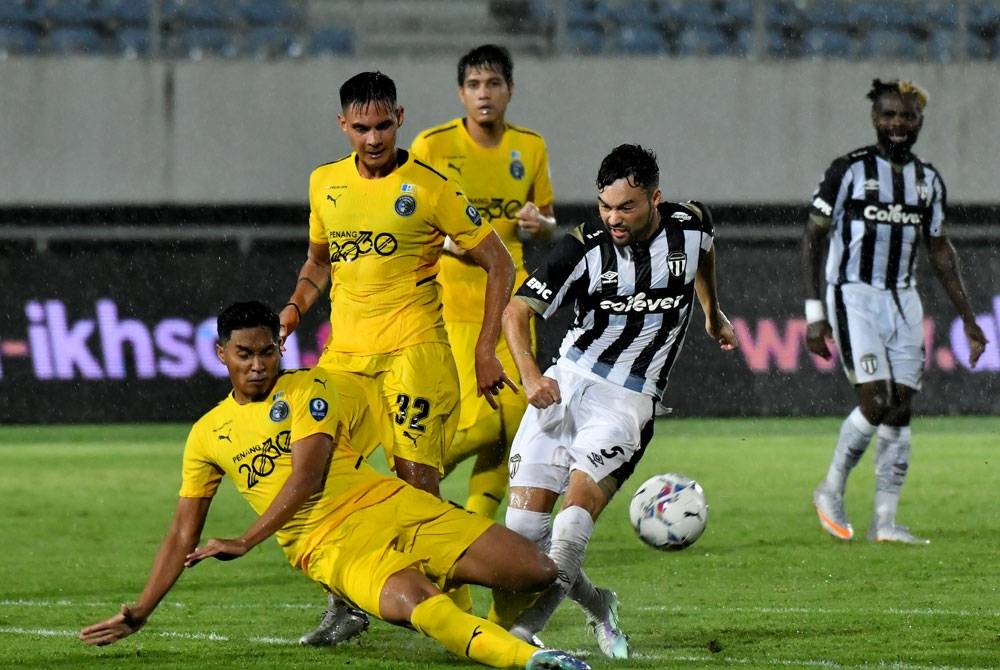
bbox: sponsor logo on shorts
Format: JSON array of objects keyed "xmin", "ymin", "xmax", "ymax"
[
  {"xmin": 394, "ymin": 195, "xmax": 417, "ymax": 216},
  {"xmin": 269, "ymin": 400, "xmax": 290, "ymax": 423},
  {"xmin": 859, "ymin": 353, "xmax": 878, "ymax": 376},
  {"xmin": 309, "ymin": 398, "xmax": 328, "ymax": 421}
]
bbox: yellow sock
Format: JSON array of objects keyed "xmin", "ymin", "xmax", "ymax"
[
  {"xmin": 487, "ymin": 588, "xmax": 541, "ymax": 630},
  {"xmin": 410, "ymin": 593, "xmax": 536, "ymax": 669},
  {"xmin": 447, "ymin": 583, "xmax": 475, "ymax": 613}
]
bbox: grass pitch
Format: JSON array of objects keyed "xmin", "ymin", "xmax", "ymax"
[{"xmin": 1, "ymin": 417, "xmax": 998, "ymax": 669}]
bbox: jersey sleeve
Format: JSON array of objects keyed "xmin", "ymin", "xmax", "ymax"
[
  {"xmin": 409, "ymin": 132, "xmax": 431, "ymax": 164},
  {"xmin": 308, "ymin": 167, "xmax": 328, "ymax": 246},
  {"xmin": 809, "ymin": 155, "xmax": 852, "ymax": 219},
  {"xmin": 178, "ymin": 423, "xmax": 224, "ymax": 499},
  {"xmin": 289, "ymin": 369, "xmax": 341, "ymax": 444},
  {"xmin": 926, "ymin": 167, "xmax": 947, "ymax": 238},
  {"xmin": 530, "ymin": 140, "xmax": 555, "ymax": 209},
  {"xmin": 431, "ymin": 182, "xmax": 494, "ymax": 251},
  {"xmin": 514, "ymin": 225, "xmax": 589, "ymax": 318}
]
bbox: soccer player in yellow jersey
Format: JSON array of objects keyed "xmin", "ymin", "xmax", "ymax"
[
  {"xmin": 79, "ymin": 301, "xmax": 589, "ymax": 670},
  {"xmin": 411, "ymin": 45, "xmax": 556, "ymax": 522},
  {"xmin": 281, "ymin": 70, "xmax": 517, "ymax": 645}
]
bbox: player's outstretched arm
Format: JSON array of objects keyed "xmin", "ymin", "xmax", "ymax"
[
  {"xmin": 927, "ymin": 235, "xmax": 988, "ymax": 367},
  {"xmin": 185, "ymin": 431, "xmax": 336, "ymax": 566},
  {"xmin": 694, "ymin": 244, "xmax": 738, "ymax": 351},
  {"xmin": 515, "ymin": 201, "xmax": 557, "ymax": 239},
  {"xmin": 466, "ymin": 231, "xmax": 518, "ymax": 408},
  {"xmin": 80, "ymin": 496, "xmax": 212, "ymax": 646},
  {"xmin": 280, "ymin": 241, "xmax": 331, "ymax": 344}
]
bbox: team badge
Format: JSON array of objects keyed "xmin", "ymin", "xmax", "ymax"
[
  {"xmin": 394, "ymin": 195, "xmax": 417, "ymax": 216},
  {"xmin": 465, "ymin": 204, "xmax": 483, "ymax": 226},
  {"xmin": 509, "ymin": 158, "xmax": 525, "ymax": 180},
  {"xmin": 915, "ymin": 180, "xmax": 931, "ymax": 203},
  {"xmin": 309, "ymin": 398, "xmax": 329, "ymax": 421},
  {"xmin": 667, "ymin": 250, "xmax": 687, "ymax": 278},
  {"xmin": 508, "ymin": 453, "xmax": 521, "ymax": 480},
  {"xmin": 269, "ymin": 400, "xmax": 290, "ymax": 423},
  {"xmin": 859, "ymin": 354, "xmax": 878, "ymax": 376}
]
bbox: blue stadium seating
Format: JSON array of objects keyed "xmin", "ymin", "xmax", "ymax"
[
  {"xmin": 107, "ymin": 0, "xmax": 152, "ymax": 27},
  {"xmin": 176, "ymin": 26, "xmax": 237, "ymax": 58},
  {"xmin": 0, "ymin": 25, "xmax": 41, "ymax": 56},
  {"xmin": 847, "ymin": 1, "xmax": 914, "ymax": 31},
  {"xmin": 115, "ymin": 25, "xmax": 149, "ymax": 57},
  {"xmin": 43, "ymin": 0, "xmax": 113, "ymax": 28},
  {"xmin": 244, "ymin": 25, "xmax": 302, "ymax": 59},
  {"xmin": 567, "ymin": 0, "xmax": 607, "ymax": 30},
  {"xmin": 239, "ymin": 0, "xmax": 303, "ymax": 27},
  {"xmin": 565, "ymin": 24, "xmax": 604, "ymax": 55},
  {"xmin": 803, "ymin": 27, "xmax": 854, "ymax": 59},
  {"xmin": 47, "ymin": 25, "xmax": 109, "ymax": 55},
  {"xmin": 163, "ymin": 0, "xmax": 235, "ymax": 28},
  {"xmin": 307, "ymin": 26, "xmax": 353, "ymax": 57},
  {"xmin": 612, "ymin": 25, "xmax": 666, "ymax": 55},
  {"xmin": 802, "ymin": 0, "xmax": 852, "ymax": 31},
  {"xmin": 859, "ymin": 27, "xmax": 920, "ymax": 60},
  {"xmin": 677, "ymin": 25, "xmax": 731, "ymax": 56},
  {"xmin": 0, "ymin": 0, "xmax": 45, "ymax": 26}
]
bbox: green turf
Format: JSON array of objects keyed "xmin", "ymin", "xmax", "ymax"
[{"xmin": 1, "ymin": 417, "xmax": 998, "ymax": 669}]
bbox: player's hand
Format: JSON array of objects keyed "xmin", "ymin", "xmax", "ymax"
[
  {"xmin": 964, "ymin": 319, "xmax": 988, "ymax": 367},
  {"xmin": 805, "ymin": 320, "xmax": 834, "ymax": 360},
  {"xmin": 278, "ymin": 304, "xmax": 301, "ymax": 350},
  {"xmin": 523, "ymin": 375, "xmax": 561, "ymax": 409},
  {"xmin": 476, "ymin": 353, "xmax": 519, "ymax": 410},
  {"xmin": 516, "ymin": 202, "xmax": 554, "ymax": 237},
  {"xmin": 706, "ymin": 310, "xmax": 738, "ymax": 350},
  {"xmin": 79, "ymin": 604, "xmax": 146, "ymax": 646},
  {"xmin": 184, "ymin": 537, "xmax": 249, "ymax": 567}
]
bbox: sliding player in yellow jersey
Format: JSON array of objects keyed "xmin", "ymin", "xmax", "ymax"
[
  {"xmin": 79, "ymin": 301, "xmax": 588, "ymax": 670},
  {"xmin": 411, "ymin": 45, "xmax": 556, "ymax": 523},
  {"xmin": 280, "ymin": 71, "xmax": 517, "ymax": 645}
]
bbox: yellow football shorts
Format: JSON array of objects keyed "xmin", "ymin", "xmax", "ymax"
[
  {"xmin": 320, "ymin": 342, "xmax": 460, "ymax": 473},
  {"xmin": 302, "ymin": 485, "xmax": 494, "ymax": 618}
]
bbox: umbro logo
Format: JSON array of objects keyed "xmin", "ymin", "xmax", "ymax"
[
  {"xmin": 863, "ymin": 179, "xmax": 880, "ymax": 191},
  {"xmin": 600, "ymin": 271, "xmax": 618, "ymax": 282}
]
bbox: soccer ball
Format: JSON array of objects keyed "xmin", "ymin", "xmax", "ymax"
[{"xmin": 628, "ymin": 472, "xmax": 708, "ymax": 551}]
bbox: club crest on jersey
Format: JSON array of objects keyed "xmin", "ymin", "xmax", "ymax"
[
  {"xmin": 667, "ymin": 250, "xmax": 687, "ymax": 278},
  {"xmin": 394, "ymin": 194, "xmax": 417, "ymax": 217},
  {"xmin": 915, "ymin": 180, "xmax": 931, "ymax": 203},
  {"xmin": 466, "ymin": 204, "xmax": 483, "ymax": 226},
  {"xmin": 859, "ymin": 354, "xmax": 878, "ymax": 376},
  {"xmin": 509, "ymin": 151, "xmax": 525, "ymax": 180},
  {"xmin": 269, "ymin": 400, "xmax": 290, "ymax": 423},
  {"xmin": 508, "ymin": 453, "xmax": 521, "ymax": 480},
  {"xmin": 309, "ymin": 398, "xmax": 329, "ymax": 421}
]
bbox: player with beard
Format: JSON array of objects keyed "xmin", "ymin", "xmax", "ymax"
[{"xmin": 804, "ymin": 79, "xmax": 987, "ymax": 544}]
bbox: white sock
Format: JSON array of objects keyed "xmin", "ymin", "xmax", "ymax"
[
  {"xmin": 511, "ymin": 505, "xmax": 594, "ymax": 634},
  {"xmin": 873, "ymin": 425, "xmax": 911, "ymax": 527},
  {"xmin": 825, "ymin": 407, "xmax": 876, "ymax": 492},
  {"xmin": 568, "ymin": 568, "xmax": 602, "ymax": 619}
]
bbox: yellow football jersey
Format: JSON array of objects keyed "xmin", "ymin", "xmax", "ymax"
[
  {"xmin": 308, "ymin": 149, "xmax": 492, "ymax": 355},
  {"xmin": 411, "ymin": 119, "xmax": 554, "ymax": 324},
  {"xmin": 180, "ymin": 368, "xmax": 405, "ymax": 568}
]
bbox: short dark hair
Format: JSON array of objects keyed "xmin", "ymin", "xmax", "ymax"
[
  {"xmin": 339, "ymin": 71, "xmax": 397, "ymax": 111},
  {"xmin": 596, "ymin": 144, "xmax": 660, "ymax": 192},
  {"xmin": 866, "ymin": 78, "xmax": 928, "ymax": 111},
  {"xmin": 217, "ymin": 301, "xmax": 279, "ymax": 344},
  {"xmin": 457, "ymin": 44, "xmax": 513, "ymax": 86}
]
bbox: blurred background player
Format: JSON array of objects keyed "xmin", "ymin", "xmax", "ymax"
[
  {"xmin": 279, "ymin": 71, "xmax": 517, "ymax": 644},
  {"xmin": 411, "ymin": 44, "xmax": 556, "ymax": 524},
  {"xmin": 804, "ymin": 78, "xmax": 988, "ymax": 545},
  {"xmin": 501, "ymin": 144, "xmax": 738, "ymax": 657},
  {"xmin": 80, "ymin": 301, "xmax": 589, "ymax": 670}
]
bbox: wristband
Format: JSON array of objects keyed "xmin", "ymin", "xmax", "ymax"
[
  {"xmin": 805, "ymin": 299, "xmax": 825, "ymax": 324},
  {"xmin": 284, "ymin": 302, "xmax": 302, "ymax": 320}
]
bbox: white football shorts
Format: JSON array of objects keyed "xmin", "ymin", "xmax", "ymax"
[
  {"xmin": 826, "ymin": 282, "xmax": 925, "ymax": 390},
  {"xmin": 508, "ymin": 361, "xmax": 655, "ymax": 494}
]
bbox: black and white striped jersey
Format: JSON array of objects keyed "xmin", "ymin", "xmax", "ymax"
[
  {"xmin": 809, "ymin": 144, "xmax": 946, "ymax": 290},
  {"xmin": 514, "ymin": 201, "xmax": 714, "ymax": 401}
]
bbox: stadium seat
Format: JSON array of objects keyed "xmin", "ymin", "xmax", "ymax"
[
  {"xmin": 765, "ymin": 0, "xmax": 805, "ymax": 31},
  {"xmin": 163, "ymin": 0, "xmax": 235, "ymax": 28},
  {"xmin": 0, "ymin": 0, "xmax": 45, "ymax": 26},
  {"xmin": 609, "ymin": 0, "xmax": 653, "ymax": 27},
  {"xmin": 307, "ymin": 26, "xmax": 354, "ymax": 57},
  {"xmin": 859, "ymin": 28, "xmax": 920, "ymax": 61},
  {"xmin": 565, "ymin": 24, "xmax": 604, "ymax": 55},
  {"xmin": 239, "ymin": 0, "xmax": 303, "ymax": 27},
  {"xmin": 43, "ymin": 0, "xmax": 113, "ymax": 28},
  {"xmin": 766, "ymin": 27, "xmax": 803, "ymax": 58},
  {"xmin": 921, "ymin": 3, "xmax": 959, "ymax": 30},
  {"xmin": 611, "ymin": 25, "xmax": 666, "ymax": 55},
  {"xmin": 244, "ymin": 25, "xmax": 302, "ymax": 59},
  {"xmin": 47, "ymin": 25, "xmax": 109, "ymax": 55},
  {"xmin": 177, "ymin": 26, "xmax": 237, "ymax": 59},
  {"xmin": 115, "ymin": 25, "xmax": 149, "ymax": 57},
  {"xmin": 966, "ymin": 31, "xmax": 992, "ymax": 60},
  {"xmin": 0, "ymin": 25, "xmax": 41, "ymax": 57},
  {"xmin": 847, "ymin": 0, "xmax": 913, "ymax": 31},
  {"xmin": 676, "ymin": 25, "xmax": 731, "ymax": 56},
  {"xmin": 106, "ymin": 0, "xmax": 152, "ymax": 27},
  {"xmin": 802, "ymin": 27, "xmax": 854, "ymax": 59},
  {"xmin": 802, "ymin": 0, "xmax": 852, "ymax": 31}
]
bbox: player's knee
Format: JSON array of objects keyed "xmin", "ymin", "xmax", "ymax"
[{"xmin": 520, "ymin": 553, "xmax": 558, "ymax": 592}]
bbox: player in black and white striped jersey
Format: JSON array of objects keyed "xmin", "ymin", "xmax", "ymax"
[
  {"xmin": 803, "ymin": 78, "xmax": 988, "ymax": 545},
  {"xmin": 500, "ymin": 144, "xmax": 738, "ymax": 657}
]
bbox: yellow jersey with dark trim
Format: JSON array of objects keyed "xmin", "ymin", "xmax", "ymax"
[
  {"xmin": 180, "ymin": 368, "xmax": 406, "ymax": 568},
  {"xmin": 411, "ymin": 119, "xmax": 554, "ymax": 323},
  {"xmin": 308, "ymin": 149, "xmax": 493, "ymax": 354}
]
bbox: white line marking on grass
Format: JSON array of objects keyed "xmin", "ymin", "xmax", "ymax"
[
  {"xmin": 635, "ymin": 604, "xmax": 1000, "ymax": 618},
  {"xmin": 0, "ymin": 625, "xmax": 293, "ymax": 645}
]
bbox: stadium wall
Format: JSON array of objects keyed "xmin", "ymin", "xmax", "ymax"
[
  {"xmin": 2, "ymin": 57, "xmax": 1000, "ymax": 205},
  {"xmin": 1, "ymin": 233, "xmax": 997, "ymax": 423}
]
